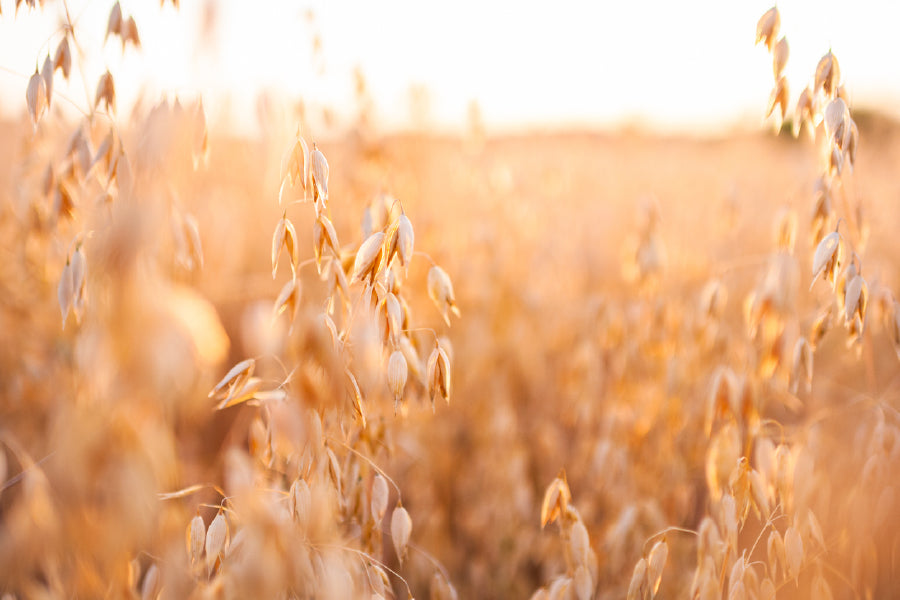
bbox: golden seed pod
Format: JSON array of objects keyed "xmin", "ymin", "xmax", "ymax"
[
  {"xmin": 844, "ymin": 273, "xmax": 868, "ymax": 325},
  {"xmin": 208, "ymin": 358, "xmax": 255, "ymax": 399},
  {"xmin": 313, "ymin": 215, "xmax": 340, "ymax": 273},
  {"xmin": 371, "ymin": 474, "xmax": 389, "ymax": 524},
  {"xmin": 815, "ymin": 50, "xmax": 841, "ymax": 97},
  {"xmin": 40, "ymin": 54, "xmax": 53, "ymax": 110},
  {"xmin": 54, "ymin": 37, "xmax": 71, "ymax": 79},
  {"xmin": 426, "ymin": 344, "xmax": 451, "ymax": 407},
  {"xmin": 387, "ymin": 350, "xmax": 408, "ymax": 409},
  {"xmin": 647, "ymin": 539, "xmax": 668, "ymax": 597},
  {"xmin": 540, "ymin": 471, "xmax": 571, "ymax": 529},
  {"xmin": 399, "ymin": 334, "xmax": 423, "ymax": 384},
  {"xmin": 352, "ymin": 231, "xmax": 385, "ymax": 284},
  {"xmin": 271, "ymin": 215, "xmax": 299, "ymax": 278},
  {"xmin": 793, "ymin": 86, "xmax": 814, "ymax": 139},
  {"xmin": 310, "ymin": 144, "xmax": 329, "ymax": 205},
  {"xmin": 431, "ymin": 572, "xmax": 459, "ymax": 600},
  {"xmin": 391, "ymin": 504, "xmax": 412, "ymax": 564},
  {"xmin": 94, "ymin": 70, "xmax": 116, "ymax": 113},
  {"xmin": 767, "ymin": 530, "xmax": 786, "ymax": 581},
  {"xmin": 205, "ymin": 511, "xmax": 228, "ymax": 574},
  {"xmin": 26, "ymin": 68, "xmax": 48, "ymax": 129},
  {"xmin": 697, "ymin": 517, "xmax": 722, "ymax": 565},
  {"xmin": 121, "ymin": 15, "xmax": 141, "ymax": 50},
  {"xmin": 569, "ymin": 519, "xmax": 590, "ymax": 566},
  {"xmin": 273, "ymin": 275, "xmax": 301, "ymax": 328},
  {"xmin": 784, "ymin": 526, "xmax": 803, "ymax": 581},
  {"xmin": 187, "ymin": 514, "xmax": 205, "ymax": 567},
  {"xmin": 396, "ymin": 214, "xmax": 414, "ymax": 267},
  {"xmin": 280, "ymin": 129, "xmax": 309, "ymax": 201},
  {"xmin": 823, "ymin": 98, "xmax": 849, "ymax": 148},
  {"xmin": 755, "ymin": 7, "xmax": 780, "ymax": 51},
  {"xmin": 106, "ymin": 1, "xmax": 123, "ymax": 42},
  {"xmin": 807, "ymin": 509, "xmax": 825, "ymax": 548},
  {"xmin": 377, "ymin": 292, "xmax": 402, "ymax": 346},
  {"xmin": 766, "ymin": 76, "xmax": 789, "ymax": 122},
  {"xmin": 140, "ymin": 563, "xmax": 160, "ymax": 600},
  {"xmin": 772, "ymin": 37, "xmax": 789, "ymax": 79},
  {"xmin": 427, "ymin": 265, "xmax": 460, "ymax": 325},
  {"xmin": 626, "ymin": 557, "xmax": 648, "ymax": 600},
  {"xmin": 811, "ymin": 231, "xmax": 841, "ymax": 290}
]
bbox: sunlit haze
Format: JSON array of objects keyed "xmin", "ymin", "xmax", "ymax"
[{"xmin": 2, "ymin": 0, "xmax": 899, "ymax": 135}]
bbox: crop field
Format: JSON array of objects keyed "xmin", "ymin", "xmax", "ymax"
[{"xmin": 1, "ymin": 4, "xmax": 899, "ymax": 599}]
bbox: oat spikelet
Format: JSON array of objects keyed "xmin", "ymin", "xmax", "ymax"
[
  {"xmin": 41, "ymin": 55, "xmax": 53, "ymax": 110},
  {"xmin": 766, "ymin": 76, "xmax": 789, "ymax": 123},
  {"xmin": 271, "ymin": 214, "xmax": 299, "ymax": 278},
  {"xmin": 273, "ymin": 276, "xmax": 301, "ymax": 328},
  {"xmin": 187, "ymin": 514, "xmax": 205, "ymax": 567},
  {"xmin": 426, "ymin": 343, "xmax": 452, "ymax": 407},
  {"xmin": 208, "ymin": 358, "xmax": 255, "ymax": 399},
  {"xmin": 784, "ymin": 526, "xmax": 803, "ymax": 582},
  {"xmin": 387, "ymin": 350, "xmax": 408, "ymax": 411},
  {"xmin": 352, "ymin": 232, "xmax": 385, "ymax": 284},
  {"xmin": 789, "ymin": 337, "xmax": 813, "ymax": 395},
  {"xmin": 772, "ymin": 37, "xmax": 789, "ymax": 79},
  {"xmin": 391, "ymin": 504, "xmax": 412, "ymax": 564},
  {"xmin": 427, "ymin": 265, "xmax": 460, "ymax": 325},
  {"xmin": 310, "ymin": 144, "xmax": 329, "ymax": 212},
  {"xmin": 54, "ymin": 37, "xmax": 72, "ymax": 79},
  {"xmin": 94, "ymin": 70, "xmax": 116, "ymax": 113},
  {"xmin": 313, "ymin": 215, "xmax": 340, "ymax": 274},
  {"xmin": 26, "ymin": 68, "xmax": 48, "ymax": 129},
  {"xmin": 371, "ymin": 474, "xmax": 389, "ymax": 523},
  {"xmin": 626, "ymin": 557, "xmax": 648, "ymax": 600},
  {"xmin": 647, "ymin": 539, "xmax": 668, "ymax": 597},
  {"xmin": 755, "ymin": 7, "xmax": 780, "ymax": 51},
  {"xmin": 205, "ymin": 511, "xmax": 228, "ymax": 574},
  {"xmin": 106, "ymin": 1, "xmax": 122, "ymax": 42},
  {"xmin": 811, "ymin": 231, "xmax": 841, "ymax": 290},
  {"xmin": 540, "ymin": 471, "xmax": 571, "ymax": 528},
  {"xmin": 815, "ymin": 50, "xmax": 841, "ymax": 97}
]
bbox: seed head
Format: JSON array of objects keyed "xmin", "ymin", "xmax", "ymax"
[
  {"xmin": 772, "ymin": 37, "xmax": 789, "ymax": 78},
  {"xmin": 352, "ymin": 231, "xmax": 385, "ymax": 284},
  {"xmin": 815, "ymin": 50, "xmax": 841, "ymax": 97},
  {"xmin": 427, "ymin": 265, "xmax": 460, "ymax": 325},
  {"xmin": 26, "ymin": 68, "xmax": 48, "ymax": 129},
  {"xmin": 755, "ymin": 7, "xmax": 780, "ymax": 51},
  {"xmin": 387, "ymin": 350, "xmax": 408, "ymax": 410},
  {"xmin": 391, "ymin": 504, "xmax": 412, "ymax": 564}
]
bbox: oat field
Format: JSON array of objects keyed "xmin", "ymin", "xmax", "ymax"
[{"xmin": 1, "ymin": 4, "xmax": 899, "ymax": 599}]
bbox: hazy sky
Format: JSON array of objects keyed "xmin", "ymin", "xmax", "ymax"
[{"xmin": 2, "ymin": 1, "xmax": 899, "ymax": 134}]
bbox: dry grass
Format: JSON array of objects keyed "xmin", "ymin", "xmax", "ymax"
[{"xmin": 1, "ymin": 3, "xmax": 900, "ymax": 599}]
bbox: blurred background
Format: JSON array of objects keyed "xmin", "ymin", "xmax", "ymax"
[
  {"xmin": 2, "ymin": 0, "xmax": 900, "ymax": 135},
  {"xmin": 2, "ymin": 2, "xmax": 900, "ymax": 599}
]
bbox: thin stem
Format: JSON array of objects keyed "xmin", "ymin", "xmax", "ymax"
[
  {"xmin": 315, "ymin": 543, "xmax": 413, "ymax": 598},
  {"xmin": 642, "ymin": 526, "xmax": 697, "ymax": 555},
  {"xmin": 326, "ymin": 436, "xmax": 403, "ymax": 500}
]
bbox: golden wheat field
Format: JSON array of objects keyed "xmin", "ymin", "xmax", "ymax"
[{"xmin": 1, "ymin": 3, "xmax": 900, "ymax": 599}]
